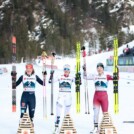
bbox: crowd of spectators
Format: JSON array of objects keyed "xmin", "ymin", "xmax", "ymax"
[{"xmin": 119, "ymin": 45, "xmax": 134, "ymax": 57}]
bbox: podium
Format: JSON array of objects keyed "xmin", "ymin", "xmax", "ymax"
[
  {"xmin": 60, "ymin": 114, "xmax": 77, "ymax": 134},
  {"xmin": 17, "ymin": 113, "xmax": 34, "ymax": 134},
  {"xmin": 99, "ymin": 112, "xmax": 117, "ymax": 134}
]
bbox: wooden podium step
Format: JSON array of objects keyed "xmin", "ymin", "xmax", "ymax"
[
  {"xmin": 59, "ymin": 114, "xmax": 77, "ymax": 134},
  {"xmin": 17, "ymin": 113, "xmax": 34, "ymax": 134},
  {"xmin": 99, "ymin": 112, "xmax": 117, "ymax": 134}
]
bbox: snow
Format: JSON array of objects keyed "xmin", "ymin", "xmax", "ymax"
[
  {"xmin": 109, "ymin": 0, "xmax": 125, "ymax": 13},
  {"xmin": 28, "ymin": 31, "xmax": 36, "ymax": 41},
  {"xmin": 40, "ymin": 40, "xmax": 46, "ymax": 45},
  {"xmin": 58, "ymin": 2, "xmax": 66, "ymax": 13},
  {"xmin": 0, "ymin": 0, "xmax": 11, "ymax": 21},
  {"xmin": 109, "ymin": 4, "xmax": 122, "ymax": 13},
  {"xmin": 35, "ymin": 26, "xmax": 41, "ymax": 31},
  {"xmin": 28, "ymin": 14, "xmax": 52, "ymax": 42},
  {"xmin": 35, "ymin": 34, "xmax": 40, "ymax": 41},
  {"xmin": 0, "ymin": 0, "xmax": 10, "ymax": 9},
  {"xmin": 127, "ymin": 0, "xmax": 134, "ymax": 7},
  {"xmin": 1, "ymin": 42, "xmax": 134, "ymax": 134},
  {"xmin": 3, "ymin": 0, "xmax": 10, "ymax": 5},
  {"xmin": 109, "ymin": 0, "xmax": 134, "ymax": 13},
  {"xmin": 121, "ymin": 27, "xmax": 129, "ymax": 34},
  {"xmin": 28, "ymin": 26, "xmax": 42, "ymax": 41},
  {"xmin": 102, "ymin": 0, "xmax": 108, "ymax": 3},
  {"xmin": 122, "ymin": 25, "xmax": 134, "ymax": 34},
  {"xmin": 129, "ymin": 25, "xmax": 134, "ymax": 34},
  {"xmin": 88, "ymin": 0, "xmax": 92, "ymax": 4},
  {"xmin": 0, "ymin": 5, "xmax": 4, "ymax": 9},
  {"xmin": 42, "ymin": 20, "xmax": 52, "ymax": 29}
]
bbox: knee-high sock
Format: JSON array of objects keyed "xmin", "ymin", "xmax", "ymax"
[{"xmin": 93, "ymin": 105, "xmax": 100, "ymax": 124}]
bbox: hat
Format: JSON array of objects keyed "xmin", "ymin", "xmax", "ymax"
[
  {"xmin": 63, "ymin": 64, "xmax": 70, "ymax": 71},
  {"xmin": 97, "ymin": 63, "xmax": 104, "ymax": 69},
  {"xmin": 26, "ymin": 63, "xmax": 33, "ymax": 69}
]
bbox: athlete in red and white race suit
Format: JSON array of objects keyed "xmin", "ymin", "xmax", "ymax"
[{"xmin": 83, "ymin": 63, "xmax": 117, "ymax": 133}]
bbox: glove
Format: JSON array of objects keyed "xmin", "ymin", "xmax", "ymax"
[
  {"xmin": 81, "ymin": 46, "xmax": 85, "ymax": 50},
  {"xmin": 75, "ymin": 78, "xmax": 82, "ymax": 85},
  {"xmin": 11, "ymin": 71, "xmax": 17, "ymax": 76},
  {"xmin": 83, "ymin": 64, "xmax": 86, "ymax": 72},
  {"xmin": 75, "ymin": 72, "xmax": 82, "ymax": 85},
  {"xmin": 48, "ymin": 70, "xmax": 54, "ymax": 83},
  {"xmin": 50, "ymin": 70, "xmax": 54, "ymax": 74},
  {"xmin": 52, "ymin": 52, "xmax": 56, "ymax": 57},
  {"xmin": 49, "ymin": 79, "xmax": 52, "ymax": 83},
  {"xmin": 42, "ymin": 71, "xmax": 47, "ymax": 75}
]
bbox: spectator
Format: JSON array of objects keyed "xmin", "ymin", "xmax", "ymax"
[
  {"xmin": 123, "ymin": 44, "xmax": 130, "ymax": 56},
  {"xmin": 131, "ymin": 46, "xmax": 134, "ymax": 56}
]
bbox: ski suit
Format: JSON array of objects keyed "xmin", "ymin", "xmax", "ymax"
[
  {"xmin": 16, "ymin": 73, "xmax": 44, "ymax": 121},
  {"xmin": 54, "ymin": 74, "xmax": 74, "ymax": 126},
  {"xmin": 84, "ymin": 73, "xmax": 113, "ymax": 125}
]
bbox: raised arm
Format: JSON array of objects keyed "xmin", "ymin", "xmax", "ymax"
[
  {"xmin": 16, "ymin": 75, "xmax": 23, "ymax": 87},
  {"xmin": 107, "ymin": 75, "xmax": 113, "ymax": 80},
  {"xmin": 107, "ymin": 74, "xmax": 119, "ymax": 81},
  {"xmin": 107, "ymin": 67, "xmax": 119, "ymax": 81},
  {"xmin": 48, "ymin": 74, "xmax": 60, "ymax": 83},
  {"xmin": 36, "ymin": 75, "xmax": 44, "ymax": 85}
]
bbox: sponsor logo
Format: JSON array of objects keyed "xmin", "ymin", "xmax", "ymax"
[
  {"xmin": 31, "ymin": 109, "xmax": 35, "ymax": 111},
  {"xmin": 22, "ymin": 102, "xmax": 25, "ymax": 107}
]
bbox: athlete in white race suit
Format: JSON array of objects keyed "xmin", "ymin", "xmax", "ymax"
[{"xmin": 51, "ymin": 64, "xmax": 75, "ymax": 132}]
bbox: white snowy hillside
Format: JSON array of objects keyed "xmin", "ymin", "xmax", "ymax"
[
  {"xmin": 35, "ymin": 40, "xmax": 134, "ymax": 72},
  {"xmin": 109, "ymin": 0, "xmax": 134, "ymax": 13},
  {"xmin": 0, "ymin": 0, "xmax": 11, "ymax": 20},
  {"xmin": 0, "ymin": 40, "xmax": 134, "ymax": 134}
]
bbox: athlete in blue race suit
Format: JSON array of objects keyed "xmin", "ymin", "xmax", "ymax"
[{"xmin": 16, "ymin": 63, "xmax": 46, "ymax": 124}]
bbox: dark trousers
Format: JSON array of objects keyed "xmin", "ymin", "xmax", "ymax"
[{"xmin": 20, "ymin": 92, "xmax": 36, "ymax": 121}]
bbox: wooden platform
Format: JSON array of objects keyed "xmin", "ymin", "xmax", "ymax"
[
  {"xmin": 99, "ymin": 112, "xmax": 117, "ymax": 134},
  {"xmin": 17, "ymin": 113, "xmax": 34, "ymax": 134},
  {"xmin": 59, "ymin": 114, "xmax": 77, "ymax": 134}
]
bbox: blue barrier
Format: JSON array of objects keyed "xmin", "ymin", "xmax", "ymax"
[{"xmin": 107, "ymin": 56, "xmax": 134, "ymax": 66}]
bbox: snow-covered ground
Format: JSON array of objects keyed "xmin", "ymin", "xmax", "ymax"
[{"xmin": 0, "ymin": 41, "xmax": 134, "ymax": 134}]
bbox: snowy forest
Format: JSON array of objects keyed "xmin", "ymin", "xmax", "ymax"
[{"xmin": 0, "ymin": 0, "xmax": 134, "ymax": 62}]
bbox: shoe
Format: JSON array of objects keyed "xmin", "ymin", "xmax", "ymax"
[
  {"xmin": 30, "ymin": 118, "xmax": 34, "ymax": 128},
  {"xmin": 90, "ymin": 127, "xmax": 99, "ymax": 134},
  {"xmin": 53, "ymin": 125, "xmax": 59, "ymax": 134}
]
